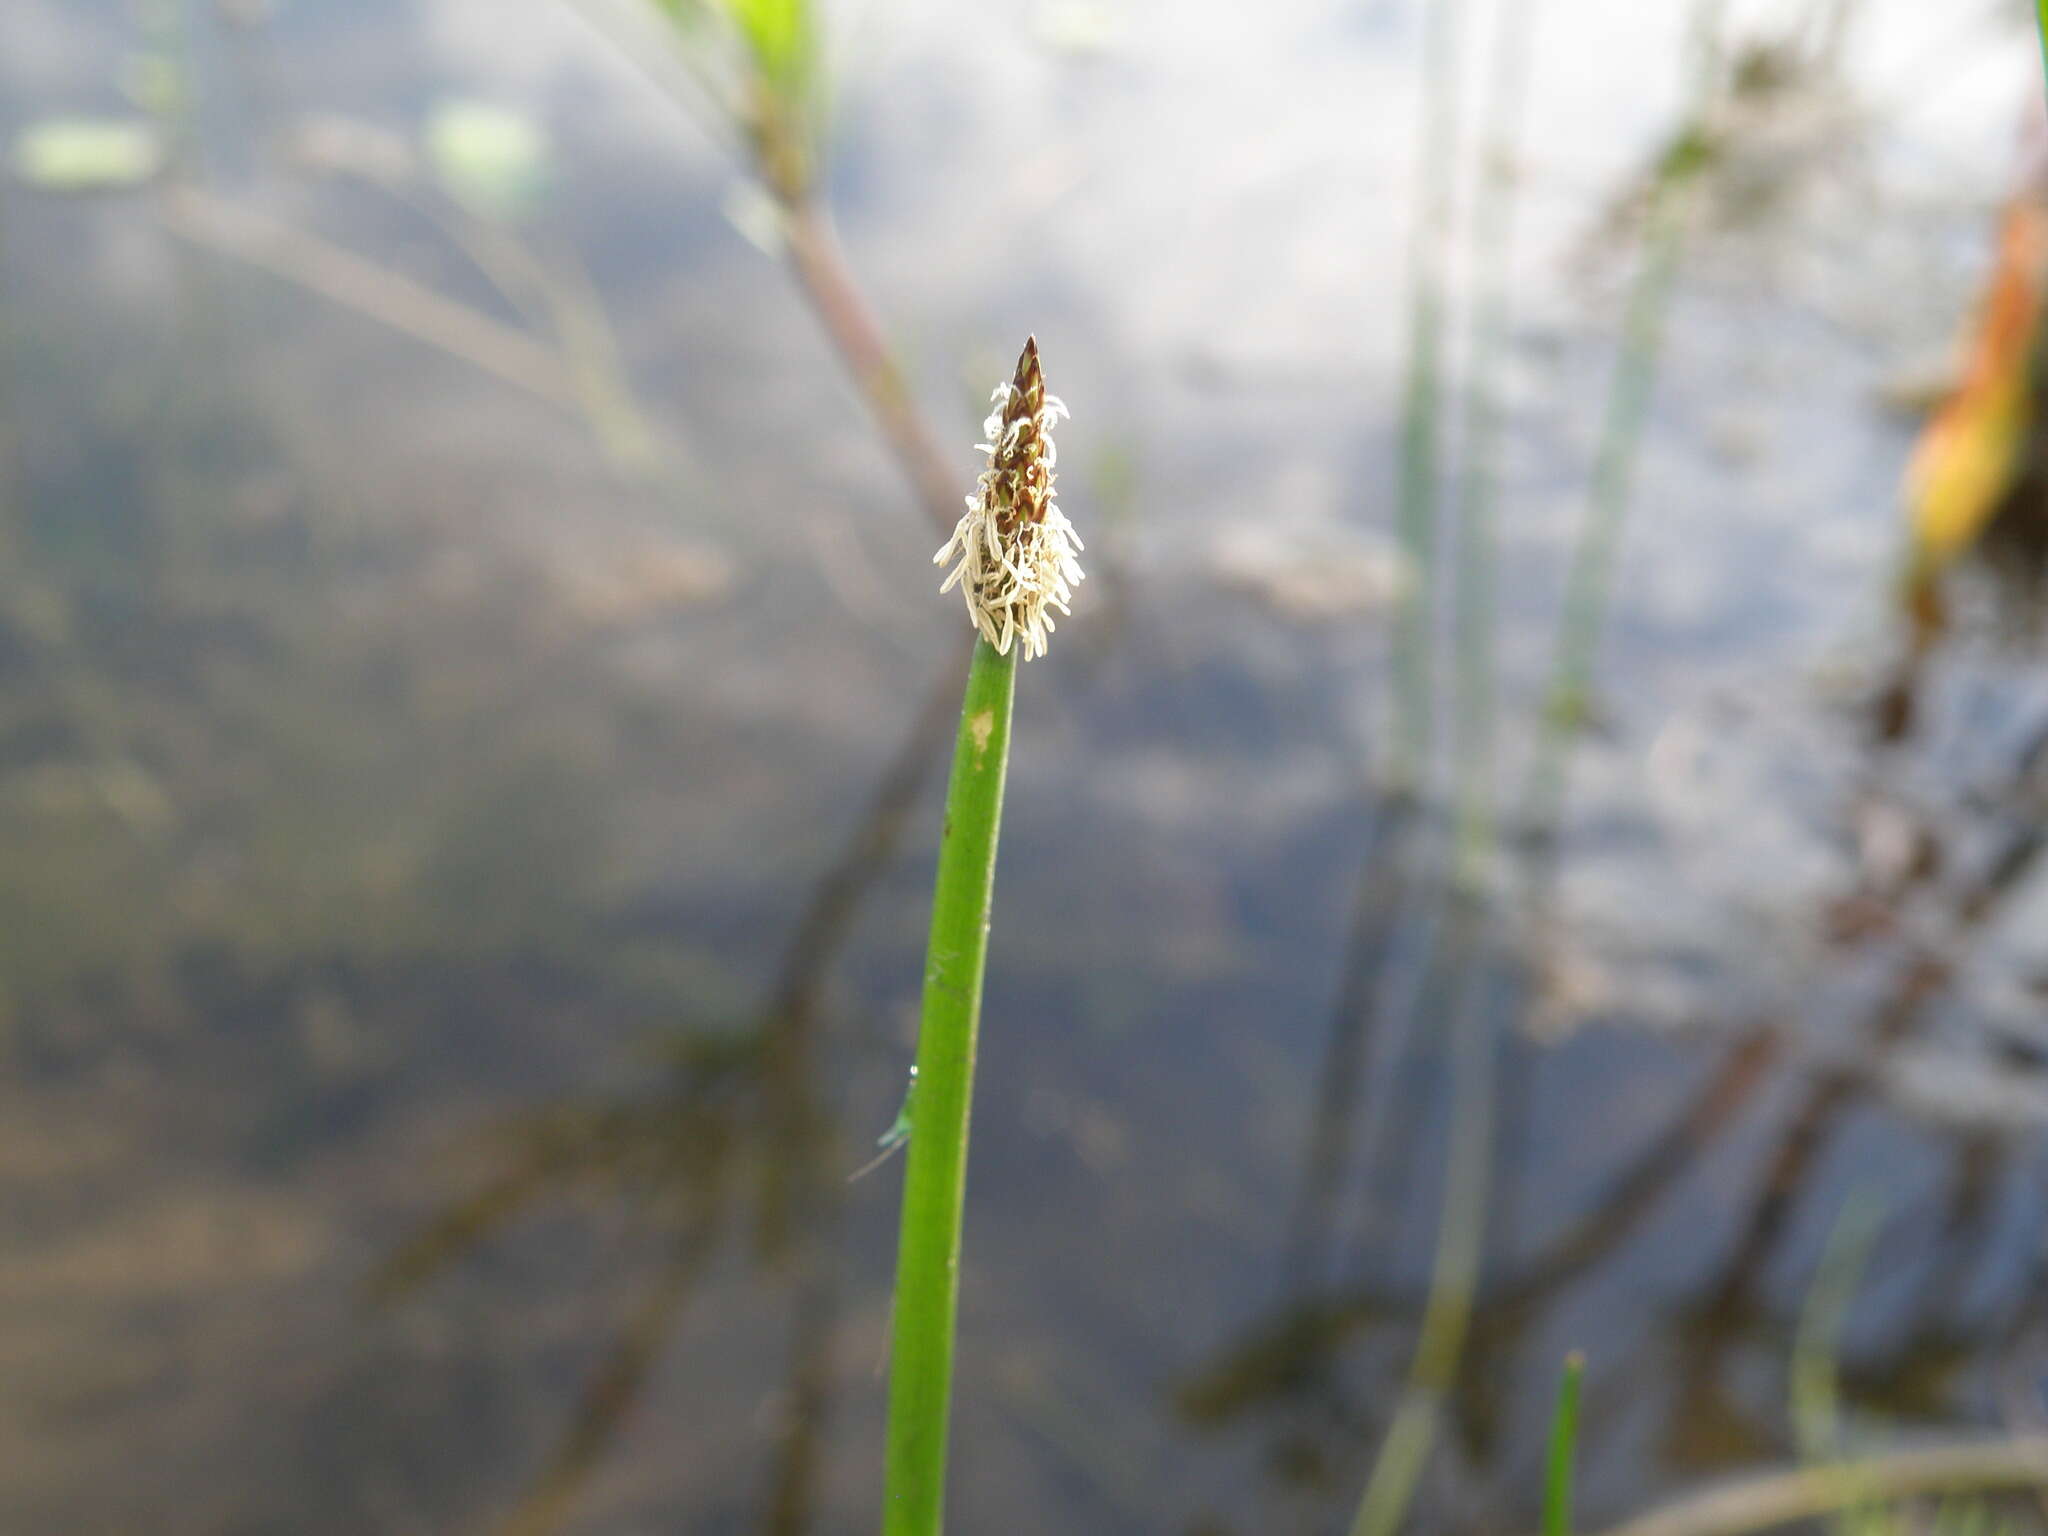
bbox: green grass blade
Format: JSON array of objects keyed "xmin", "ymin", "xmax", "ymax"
[
  {"xmin": 1387, "ymin": 0, "xmax": 1465, "ymax": 796},
  {"xmin": 1544, "ymin": 1352, "xmax": 1586, "ymax": 1536},
  {"xmin": 1518, "ymin": 0, "xmax": 1721, "ymax": 847},
  {"xmin": 882, "ymin": 636, "xmax": 1018, "ymax": 1536},
  {"xmin": 2037, "ymin": 0, "xmax": 2048, "ymax": 97},
  {"xmin": 1450, "ymin": 0, "xmax": 1541, "ymax": 889},
  {"xmin": 1348, "ymin": 898, "xmax": 1496, "ymax": 1536}
]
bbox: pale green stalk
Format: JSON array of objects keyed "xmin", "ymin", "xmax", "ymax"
[
  {"xmin": 1519, "ymin": 1, "xmax": 1722, "ymax": 847},
  {"xmin": 1451, "ymin": 0, "xmax": 1539, "ymax": 889},
  {"xmin": 1388, "ymin": 0, "xmax": 1464, "ymax": 796},
  {"xmin": 1545, "ymin": 1353, "xmax": 1587, "ymax": 1536},
  {"xmin": 2037, "ymin": 0, "xmax": 2048, "ymax": 96},
  {"xmin": 882, "ymin": 636, "xmax": 1017, "ymax": 1536},
  {"xmin": 1791, "ymin": 1197, "xmax": 1909, "ymax": 1536},
  {"xmin": 1348, "ymin": 897, "xmax": 1495, "ymax": 1536}
]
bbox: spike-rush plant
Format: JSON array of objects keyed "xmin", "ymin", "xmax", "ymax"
[{"xmin": 884, "ymin": 339, "xmax": 1080, "ymax": 1536}]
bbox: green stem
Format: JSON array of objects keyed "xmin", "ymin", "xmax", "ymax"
[
  {"xmin": 2037, "ymin": 0, "xmax": 2048, "ymax": 98},
  {"xmin": 1388, "ymin": 0, "xmax": 1464, "ymax": 797},
  {"xmin": 1348, "ymin": 896, "xmax": 1496, "ymax": 1536},
  {"xmin": 883, "ymin": 636, "xmax": 1018, "ymax": 1536},
  {"xmin": 1519, "ymin": 1, "xmax": 1721, "ymax": 847},
  {"xmin": 1543, "ymin": 1352, "xmax": 1586, "ymax": 1536},
  {"xmin": 1451, "ymin": 0, "xmax": 1540, "ymax": 890}
]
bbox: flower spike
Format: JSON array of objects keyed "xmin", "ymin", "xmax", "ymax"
[{"xmin": 933, "ymin": 337, "xmax": 1083, "ymax": 659}]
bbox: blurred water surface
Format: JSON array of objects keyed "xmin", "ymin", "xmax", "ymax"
[{"xmin": 2, "ymin": 0, "xmax": 2047, "ymax": 1531}]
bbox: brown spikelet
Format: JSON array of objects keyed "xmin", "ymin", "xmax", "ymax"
[
  {"xmin": 932, "ymin": 336, "xmax": 1083, "ymax": 659},
  {"xmin": 989, "ymin": 337, "xmax": 1052, "ymax": 535}
]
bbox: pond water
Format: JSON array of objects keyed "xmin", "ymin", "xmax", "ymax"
[{"xmin": 2, "ymin": 0, "xmax": 2047, "ymax": 1531}]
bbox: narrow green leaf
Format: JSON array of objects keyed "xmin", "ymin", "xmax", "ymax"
[
  {"xmin": 883, "ymin": 637, "xmax": 1017, "ymax": 1536},
  {"xmin": 1545, "ymin": 1352, "xmax": 1586, "ymax": 1536}
]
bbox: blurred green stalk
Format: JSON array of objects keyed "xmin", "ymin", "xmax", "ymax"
[
  {"xmin": 1451, "ymin": 0, "xmax": 1539, "ymax": 889},
  {"xmin": 883, "ymin": 636, "xmax": 1018, "ymax": 1536},
  {"xmin": 1388, "ymin": 0, "xmax": 1465, "ymax": 797},
  {"xmin": 1544, "ymin": 1353, "xmax": 1586, "ymax": 1536},
  {"xmin": 2037, "ymin": 0, "xmax": 2048, "ymax": 95},
  {"xmin": 1349, "ymin": 898, "xmax": 1495, "ymax": 1536},
  {"xmin": 1518, "ymin": 178, "xmax": 1686, "ymax": 841},
  {"xmin": 1520, "ymin": 2, "xmax": 1721, "ymax": 847}
]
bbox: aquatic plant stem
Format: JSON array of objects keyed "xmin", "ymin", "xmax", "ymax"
[
  {"xmin": 1544, "ymin": 1352, "xmax": 1586, "ymax": 1536},
  {"xmin": 1349, "ymin": 898, "xmax": 1496, "ymax": 1536},
  {"xmin": 1519, "ymin": 2, "xmax": 1721, "ymax": 848},
  {"xmin": 1450, "ymin": 0, "xmax": 1539, "ymax": 890},
  {"xmin": 1388, "ymin": 0, "xmax": 1465, "ymax": 797},
  {"xmin": 883, "ymin": 636, "xmax": 1018, "ymax": 1536},
  {"xmin": 1519, "ymin": 185, "xmax": 1685, "ymax": 841},
  {"xmin": 783, "ymin": 199, "xmax": 961, "ymax": 533},
  {"xmin": 2037, "ymin": 0, "xmax": 2048, "ymax": 97}
]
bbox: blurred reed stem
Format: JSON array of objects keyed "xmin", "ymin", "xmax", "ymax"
[
  {"xmin": 1593, "ymin": 1439, "xmax": 2048, "ymax": 1536},
  {"xmin": 1519, "ymin": 1, "xmax": 1722, "ymax": 849},
  {"xmin": 606, "ymin": 0, "xmax": 957, "ymax": 532},
  {"xmin": 1450, "ymin": 0, "xmax": 1539, "ymax": 890},
  {"xmin": 1388, "ymin": 0, "xmax": 1465, "ymax": 798},
  {"xmin": 1789, "ymin": 1197, "xmax": 1887, "ymax": 1536},
  {"xmin": 1544, "ymin": 1353, "xmax": 1586, "ymax": 1536},
  {"xmin": 1347, "ymin": 0, "xmax": 1539, "ymax": 1519},
  {"xmin": 1348, "ymin": 894, "xmax": 1495, "ymax": 1536},
  {"xmin": 782, "ymin": 200, "xmax": 959, "ymax": 532},
  {"xmin": 883, "ymin": 636, "xmax": 1017, "ymax": 1536}
]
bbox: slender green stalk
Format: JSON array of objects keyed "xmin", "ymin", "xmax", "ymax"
[
  {"xmin": 1349, "ymin": 896, "xmax": 1496, "ymax": 1536},
  {"xmin": 2036, "ymin": 0, "xmax": 2048, "ymax": 97},
  {"xmin": 882, "ymin": 636, "xmax": 1017, "ymax": 1536},
  {"xmin": 1388, "ymin": 0, "xmax": 1465, "ymax": 797},
  {"xmin": 1790, "ymin": 1196, "xmax": 1887, "ymax": 1536},
  {"xmin": 1519, "ymin": 1, "xmax": 1722, "ymax": 847},
  {"xmin": 1544, "ymin": 1353, "xmax": 1586, "ymax": 1536},
  {"xmin": 1450, "ymin": 0, "xmax": 1540, "ymax": 889}
]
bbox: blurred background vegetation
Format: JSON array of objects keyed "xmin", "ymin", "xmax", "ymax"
[{"xmin": 5, "ymin": 0, "xmax": 2048, "ymax": 1532}]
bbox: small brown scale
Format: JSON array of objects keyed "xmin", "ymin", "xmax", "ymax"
[{"xmin": 988, "ymin": 336, "xmax": 1053, "ymax": 538}]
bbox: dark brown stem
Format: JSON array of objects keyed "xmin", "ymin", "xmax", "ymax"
[{"xmin": 780, "ymin": 198, "xmax": 960, "ymax": 533}]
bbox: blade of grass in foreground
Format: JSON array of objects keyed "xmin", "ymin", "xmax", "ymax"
[
  {"xmin": 2037, "ymin": 0, "xmax": 2048, "ymax": 96},
  {"xmin": 882, "ymin": 634, "xmax": 1016, "ymax": 1536},
  {"xmin": 886, "ymin": 338, "xmax": 1082, "ymax": 1535},
  {"xmin": 1545, "ymin": 1352, "xmax": 1586, "ymax": 1536}
]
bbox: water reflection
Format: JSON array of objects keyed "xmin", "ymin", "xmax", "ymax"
[
  {"xmin": 4, "ymin": 0, "xmax": 2048, "ymax": 1531},
  {"xmin": 374, "ymin": 658, "xmax": 959, "ymax": 1533}
]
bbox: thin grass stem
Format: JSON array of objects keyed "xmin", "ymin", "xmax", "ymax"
[
  {"xmin": 1348, "ymin": 896, "xmax": 1496, "ymax": 1536},
  {"xmin": 1388, "ymin": 0, "xmax": 1465, "ymax": 797},
  {"xmin": 1519, "ymin": 1, "xmax": 1723, "ymax": 849},
  {"xmin": 1544, "ymin": 1352, "xmax": 1586, "ymax": 1536},
  {"xmin": 882, "ymin": 636, "xmax": 1018, "ymax": 1536},
  {"xmin": 1450, "ymin": 0, "xmax": 1539, "ymax": 890}
]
